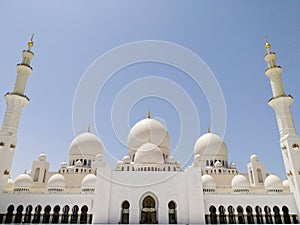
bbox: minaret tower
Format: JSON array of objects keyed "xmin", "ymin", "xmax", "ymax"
[
  {"xmin": 0, "ymin": 36, "xmax": 34, "ymax": 192},
  {"xmin": 264, "ymin": 37, "xmax": 300, "ymax": 213}
]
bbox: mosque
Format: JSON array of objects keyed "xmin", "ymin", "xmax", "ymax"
[{"xmin": 0, "ymin": 37, "xmax": 300, "ymax": 224}]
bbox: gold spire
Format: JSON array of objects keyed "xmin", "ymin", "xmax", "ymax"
[
  {"xmin": 28, "ymin": 34, "xmax": 34, "ymax": 51},
  {"xmin": 147, "ymin": 107, "xmax": 151, "ymax": 119},
  {"xmin": 265, "ymin": 36, "xmax": 271, "ymax": 49},
  {"xmin": 88, "ymin": 124, "xmax": 91, "ymax": 132},
  {"xmin": 207, "ymin": 126, "xmax": 211, "ymax": 133}
]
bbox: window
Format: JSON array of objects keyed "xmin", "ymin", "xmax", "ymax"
[
  {"xmin": 257, "ymin": 169, "xmax": 263, "ymax": 183},
  {"xmin": 33, "ymin": 167, "xmax": 40, "ymax": 182}
]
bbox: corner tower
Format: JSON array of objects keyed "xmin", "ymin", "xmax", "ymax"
[
  {"xmin": 264, "ymin": 37, "xmax": 300, "ymax": 213},
  {"xmin": 0, "ymin": 36, "xmax": 35, "ymax": 192}
]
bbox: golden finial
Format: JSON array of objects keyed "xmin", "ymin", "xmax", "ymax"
[
  {"xmin": 207, "ymin": 126, "xmax": 210, "ymax": 133},
  {"xmin": 28, "ymin": 34, "xmax": 34, "ymax": 50},
  {"xmin": 147, "ymin": 107, "xmax": 151, "ymax": 119},
  {"xmin": 88, "ymin": 124, "xmax": 91, "ymax": 132},
  {"xmin": 265, "ymin": 36, "xmax": 271, "ymax": 49}
]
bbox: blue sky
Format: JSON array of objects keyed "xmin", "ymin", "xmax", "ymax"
[{"xmin": 1, "ymin": 1, "xmax": 300, "ymax": 179}]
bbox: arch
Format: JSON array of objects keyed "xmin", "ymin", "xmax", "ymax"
[
  {"xmin": 5, "ymin": 205, "xmax": 14, "ymax": 223},
  {"xmin": 61, "ymin": 205, "xmax": 70, "ymax": 224},
  {"xmin": 255, "ymin": 206, "xmax": 263, "ymax": 224},
  {"xmin": 32, "ymin": 205, "xmax": 42, "ymax": 224},
  {"xmin": 80, "ymin": 205, "xmax": 88, "ymax": 224},
  {"xmin": 264, "ymin": 206, "xmax": 273, "ymax": 224},
  {"xmin": 250, "ymin": 170, "xmax": 254, "ymax": 184},
  {"xmin": 257, "ymin": 169, "xmax": 263, "ymax": 183},
  {"xmin": 14, "ymin": 205, "xmax": 24, "ymax": 223},
  {"xmin": 42, "ymin": 205, "xmax": 51, "ymax": 224},
  {"xmin": 24, "ymin": 205, "xmax": 33, "ymax": 223},
  {"xmin": 140, "ymin": 195, "xmax": 157, "ymax": 224},
  {"xmin": 273, "ymin": 206, "xmax": 282, "ymax": 224},
  {"xmin": 121, "ymin": 201, "xmax": 130, "ymax": 224},
  {"xmin": 282, "ymin": 206, "xmax": 291, "ymax": 224},
  {"xmin": 52, "ymin": 205, "xmax": 60, "ymax": 224},
  {"xmin": 219, "ymin": 205, "xmax": 227, "ymax": 224},
  {"xmin": 246, "ymin": 206, "xmax": 254, "ymax": 224},
  {"xmin": 209, "ymin": 206, "xmax": 217, "ymax": 224},
  {"xmin": 168, "ymin": 201, "xmax": 177, "ymax": 224},
  {"xmin": 237, "ymin": 206, "xmax": 245, "ymax": 224},
  {"xmin": 70, "ymin": 205, "xmax": 79, "ymax": 224},
  {"xmin": 228, "ymin": 206, "xmax": 236, "ymax": 224},
  {"xmin": 33, "ymin": 167, "xmax": 40, "ymax": 182}
]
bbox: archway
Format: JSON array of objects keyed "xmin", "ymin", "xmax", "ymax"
[
  {"xmin": 209, "ymin": 206, "xmax": 217, "ymax": 224},
  {"xmin": 168, "ymin": 201, "xmax": 177, "ymax": 224},
  {"xmin": 14, "ymin": 205, "xmax": 23, "ymax": 223},
  {"xmin": 121, "ymin": 201, "xmax": 130, "ymax": 224},
  {"xmin": 61, "ymin": 205, "xmax": 70, "ymax": 224},
  {"xmin": 52, "ymin": 205, "xmax": 60, "ymax": 224},
  {"xmin": 32, "ymin": 205, "xmax": 42, "ymax": 224},
  {"xmin": 80, "ymin": 205, "xmax": 88, "ymax": 224},
  {"xmin": 140, "ymin": 196, "xmax": 157, "ymax": 224}
]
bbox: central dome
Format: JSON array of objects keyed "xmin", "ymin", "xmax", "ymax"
[
  {"xmin": 128, "ymin": 118, "xmax": 170, "ymax": 159},
  {"xmin": 69, "ymin": 132, "xmax": 103, "ymax": 162},
  {"xmin": 194, "ymin": 132, "xmax": 228, "ymax": 160},
  {"xmin": 134, "ymin": 142, "xmax": 164, "ymax": 164}
]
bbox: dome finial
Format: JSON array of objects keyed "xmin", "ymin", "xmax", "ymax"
[
  {"xmin": 28, "ymin": 34, "xmax": 34, "ymax": 51},
  {"xmin": 88, "ymin": 123, "xmax": 91, "ymax": 132},
  {"xmin": 207, "ymin": 126, "xmax": 211, "ymax": 133},
  {"xmin": 265, "ymin": 36, "xmax": 271, "ymax": 50},
  {"xmin": 147, "ymin": 107, "xmax": 151, "ymax": 119}
]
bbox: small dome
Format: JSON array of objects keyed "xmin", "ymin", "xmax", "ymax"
[
  {"xmin": 214, "ymin": 161, "xmax": 222, "ymax": 167},
  {"xmin": 14, "ymin": 174, "xmax": 32, "ymax": 188},
  {"xmin": 95, "ymin": 153, "xmax": 103, "ymax": 161},
  {"xmin": 6, "ymin": 178, "xmax": 14, "ymax": 191},
  {"xmin": 264, "ymin": 174, "xmax": 283, "ymax": 190},
  {"xmin": 116, "ymin": 160, "xmax": 123, "ymax": 167},
  {"xmin": 122, "ymin": 155, "xmax": 131, "ymax": 163},
  {"xmin": 75, "ymin": 160, "xmax": 83, "ymax": 167},
  {"xmin": 229, "ymin": 162, "xmax": 236, "ymax": 169},
  {"xmin": 194, "ymin": 154, "xmax": 201, "ymax": 161},
  {"xmin": 231, "ymin": 174, "xmax": 249, "ymax": 190},
  {"xmin": 38, "ymin": 153, "xmax": 47, "ymax": 161},
  {"xmin": 194, "ymin": 133, "xmax": 228, "ymax": 159},
  {"xmin": 8, "ymin": 178, "xmax": 14, "ymax": 185},
  {"xmin": 47, "ymin": 174, "xmax": 65, "ymax": 188},
  {"xmin": 250, "ymin": 154, "xmax": 259, "ymax": 162},
  {"xmin": 69, "ymin": 132, "xmax": 103, "ymax": 159},
  {"xmin": 202, "ymin": 175, "xmax": 216, "ymax": 189},
  {"xmin": 128, "ymin": 118, "xmax": 170, "ymax": 155},
  {"xmin": 60, "ymin": 162, "xmax": 68, "ymax": 168},
  {"xmin": 282, "ymin": 179, "xmax": 289, "ymax": 187},
  {"xmin": 134, "ymin": 142, "xmax": 164, "ymax": 164},
  {"xmin": 81, "ymin": 174, "xmax": 96, "ymax": 188}
]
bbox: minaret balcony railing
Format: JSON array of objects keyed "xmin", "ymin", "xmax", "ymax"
[
  {"xmin": 4, "ymin": 92, "xmax": 30, "ymax": 101},
  {"xmin": 265, "ymin": 65, "xmax": 282, "ymax": 72},
  {"xmin": 268, "ymin": 94, "xmax": 293, "ymax": 103},
  {"xmin": 16, "ymin": 63, "xmax": 32, "ymax": 70}
]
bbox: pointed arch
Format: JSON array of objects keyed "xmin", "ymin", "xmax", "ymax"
[
  {"xmin": 257, "ymin": 169, "xmax": 263, "ymax": 183},
  {"xmin": 228, "ymin": 205, "xmax": 236, "ymax": 224},
  {"xmin": 264, "ymin": 206, "xmax": 273, "ymax": 224},
  {"xmin": 14, "ymin": 205, "xmax": 23, "ymax": 223},
  {"xmin": 140, "ymin": 194, "xmax": 158, "ymax": 224},
  {"xmin": 282, "ymin": 206, "xmax": 291, "ymax": 224},
  {"xmin": 209, "ymin": 206, "xmax": 217, "ymax": 224},
  {"xmin": 219, "ymin": 205, "xmax": 227, "ymax": 224},
  {"xmin": 273, "ymin": 206, "xmax": 282, "ymax": 224},
  {"xmin": 61, "ymin": 205, "xmax": 70, "ymax": 224},
  {"xmin": 52, "ymin": 205, "xmax": 60, "ymax": 224},
  {"xmin": 168, "ymin": 201, "xmax": 177, "ymax": 224},
  {"xmin": 24, "ymin": 205, "xmax": 33, "ymax": 223},
  {"xmin": 120, "ymin": 201, "xmax": 130, "ymax": 224},
  {"xmin": 246, "ymin": 206, "xmax": 254, "ymax": 224},
  {"xmin": 5, "ymin": 205, "xmax": 14, "ymax": 223},
  {"xmin": 255, "ymin": 206, "xmax": 263, "ymax": 224},
  {"xmin": 80, "ymin": 205, "xmax": 88, "ymax": 224},
  {"xmin": 32, "ymin": 205, "xmax": 42, "ymax": 224},
  {"xmin": 237, "ymin": 206, "xmax": 245, "ymax": 224},
  {"xmin": 42, "ymin": 205, "xmax": 51, "ymax": 224}
]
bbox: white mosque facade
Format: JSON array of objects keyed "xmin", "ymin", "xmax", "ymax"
[{"xmin": 0, "ymin": 38, "xmax": 300, "ymax": 224}]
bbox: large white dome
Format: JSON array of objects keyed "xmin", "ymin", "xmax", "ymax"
[
  {"xmin": 128, "ymin": 118, "xmax": 170, "ymax": 158},
  {"xmin": 69, "ymin": 132, "xmax": 103, "ymax": 159},
  {"xmin": 134, "ymin": 142, "xmax": 164, "ymax": 164},
  {"xmin": 194, "ymin": 133, "xmax": 228, "ymax": 159},
  {"xmin": 14, "ymin": 174, "xmax": 32, "ymax": 188},
  {"xmin": 47, "ymin": 174, "xmax": 65, "ymax": 188}
]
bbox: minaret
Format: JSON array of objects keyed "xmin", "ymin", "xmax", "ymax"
[
  {"xmin": 264, "ymin": 37, "xmax": 300, "ymax": 214},
  {"xmin": 0, "ymin": 36, "xmax": 34, "ymax": 192}
]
